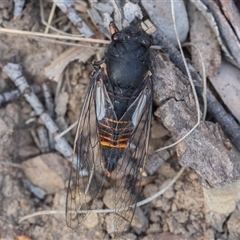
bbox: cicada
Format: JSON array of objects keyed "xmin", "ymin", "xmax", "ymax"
[{"xmin": 66, "ymin": 18, "xmax": 152, "ymax": 236}]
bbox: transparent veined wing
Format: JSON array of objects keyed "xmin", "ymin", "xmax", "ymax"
[
  {"xmin": 103, "ymin": 74, "xmax": 153, "ymax": 235},
  {"xmin": 66, "ymin": 66, "xmax": 153, "ymax": 236},
  {"xmin": 66, "ymin": 66, "xmax": 106, "ymax": 230}
]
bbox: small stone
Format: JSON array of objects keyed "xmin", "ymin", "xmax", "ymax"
[
  {"xmin": 151, "ymin": 119, "xmax": 169, "ymax": 139},
  {"xmin": 189, "ymin": 214, "xmax": 196, "ymax": 221},
  {"xmin": 166, "ymin": 216, "xmax": 181, "ymax": 233},
  {"xmin": 18, "ymin": 145, "xmax": 40, "ymax": 159},
  {"xmin": 227, "ymin": 209, "xmax": 240, "ymax": 238},
  {"xmin": 52, "ymin": 190, "xmax": 66, "ymax": 210},
  {"xmin": 155, "ymin": 198, "xmax": 163, "ymax": 208},
  {"xmin": 171, "ymin": 203, "xmax": 177, "ymax": 212},
  {"xmin": 161, "ymin": 197, "xmax": 171, "ymax": 212},
  {"xmin": 22, "ymin": 153, "xmax": 70, "ymax": 194},
  {"xmin": 121, "ymin": 233, "xmax": 137, "ymax": 240},
  {"xmin": 204, "ymin": 228, "xmax": 215, "ymax": 240},
  {"xmin": 189, "ymin": 172, "xmax": 199, "ymax": 180},
  {"xmin": 82, "ymin": 212, "xmax": 99, "ymax": 229},
  {"xmin": 205, "ymin": 212, "xmax": 227, "ymax": 232},
  {"xmin": 146, "ymin": 223, "xmax": 161, "ymax": 234},
  {"xmin": 192, "ymin": 220, "xmax": 200, "ymax": 230},
  {"xmin": 162, "ymin": 223, "xmax": 169, "ymax": 232},
  {"xmin": 143, "ymin": 184, "xmax": 158, "ymax": 206},
  {"xmin": 174, "ymin": 181, "xmax": 184, "ymax": 191},
  {"xmin": 45, "ymin": 194, "xmax": 53, "ymax": 204},
  {"xmin": 150, "ymin": 211, "xmax": 160, "ymax": 223},
  {"xmin": 132, "ymin": 207, "xmax": 149, "ymax": 234},
  {"xmin": 186, "ymin": 224, "xmax": 197, "ymax": 236},
  {"xmin": 172, "ymin": 211, "xmax": 189, "ymax": 223},
  {"xmin": 151, "ymin": 233, "xmax": 186, "ymax": 240},
  {"xmin": 163, "ymin": 186, "xmax": 175, "ymax": 199},
  {"xmin": 158, "ymin": 164, "xmax": 176, "ymax": 178}
]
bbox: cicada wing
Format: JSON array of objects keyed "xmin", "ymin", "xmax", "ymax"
[
  {"xmin": 106, "ymin": 77, "xmax": 153, "ymax": 235},
  {"xmin": 66, "ymin": 69, "xmax": 107, "ymax": 230}
]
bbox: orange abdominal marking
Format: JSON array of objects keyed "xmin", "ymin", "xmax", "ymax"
[
  {"xmin": 104, "ymin": 117, "xmax": 129, "ymax": 124},
  {"xmin": 99, "ymin": 134, "xmax": 129, "ymax": 143},
  {"xmin": 99, "ymin": 128, "xmax": 131, "ymax": 137},
  {"xmin": 100, "ymin": 141, "xmax": 127, "ymax": 148},
  {"xmin": 98, "ymin": 122, "xmax": 111, "ymax": 129},
  {"xmin": 98, "ymin": 122, "xmax": 129, "ymax": 131}
]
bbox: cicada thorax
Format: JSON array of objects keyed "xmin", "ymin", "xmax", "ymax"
[{"xmin": 95, "ymin": 21, "xmax": 152, "ymax": 174}]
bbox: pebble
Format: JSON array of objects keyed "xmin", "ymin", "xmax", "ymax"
[
  {"xmin": 131, "ymin": 207, "xmax": 149, "ymax": 234},
  {"xmin": 172, "ymin": 211, "xmax": 189, "ymax": 223},
  {"xmin": 227, "ymin": 209, "xmax": 240, "ymax": 237},
  {"xmin": 186, "ymin": 224, "xmax": 197, "ymax": 236},
  {"xmin": 150, "ymin": 211, "xmax": 160, "ymax": 223},
  {"xmin": 171, "ymin": 202, "xmax": 177, "ymax": 212},
  {"xmin": 18, "ymin": 145, "xmax": 40, "ymax": 160},
  {"xmin": 82, "ymin": 212, "xmax": 99, "ymax": 229},
  {"xmin": 163, "ymin": 187, "xmax": 175, "ymax": 199},
  {"xmin": 121, "ymin": 233, "xmax": 137, "ymax": 240},
  {"xmin": 189, "ymin": 172, "xmax": 199, "ymax": 180},
  {"xmin": 204, "ymin": 228, "xmax": 215, "ymax": 240},
  {"xmin": 143, "ymin": 184, "xmax": 159, "ymax": 206},
  {"xmin": 22, "ymin": 153, "xmax": 70, "ymax": 194},
  {"xmin": 146, "ymin": 223, "xmax": 161, "ymax": 234},
  {"xmin": 205, "ymin": 212, "xmax": 226, "ymax": 232}
]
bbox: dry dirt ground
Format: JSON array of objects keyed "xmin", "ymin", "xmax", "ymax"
[{"xmin": 0, "ymin": 2, "xmax": 240, "ymax": 240}]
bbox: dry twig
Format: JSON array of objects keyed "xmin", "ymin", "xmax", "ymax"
[
  {"xmin": 0, "ymin": 61, "xmax": 77, "ymax": 166},
  {"xmin": 13, "ymin": 0, "xmax": 25, "ymax": 18},
  {"xmin": 52, "ymin": 0, "xmax": 94, "ymax": 38},
  {"xmin": 0, "ymin": 85, "xmax": 41, "ymax": 107}
]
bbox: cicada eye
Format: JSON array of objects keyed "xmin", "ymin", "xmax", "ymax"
[
  {"xmin": 140, "ymin": 37, "xmax": 151, "ymax": 48},
  {"xmin": 112, "ymin": 32, "xmax": 124, "ymax": 42}
]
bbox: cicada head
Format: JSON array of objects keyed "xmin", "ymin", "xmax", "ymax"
[{"xmin": 109, "ymin": 18, "xmax": 152, "ymax": 50}]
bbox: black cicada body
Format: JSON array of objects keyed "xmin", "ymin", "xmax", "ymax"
[{"xmin": 66, "ymin": 19, "xmax": 152, "ymax": 235}]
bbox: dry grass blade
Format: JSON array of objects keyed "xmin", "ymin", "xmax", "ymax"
[{"xmin": 182, "ymin": 42, "xmax": 207, "ymax": 120}]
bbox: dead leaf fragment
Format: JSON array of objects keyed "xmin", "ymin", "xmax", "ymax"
[
  {"xmin": 219, "ymin": 0, "xmax": 240, "ymax": 41},
  {"xmin": 201, "ymin": 0, "xmax": 240, "ymax": 66},
  {"xmin": 209, "ymin": 59, "xmax": 240, "ymax": 123},
  {"xmin": 13, "ymin": 232, "xmax": 32, "ymax": 240},
  {"xmin": 188, "ymin": 2, "xmax": 221, "ymax": 77},
  {"xmin": 44, "ymin": 47, "xmax": 95, "ymax": 82},
  {"xmin": 142, "ymin": 0, "xmax": 189, "ymax": 45}
]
